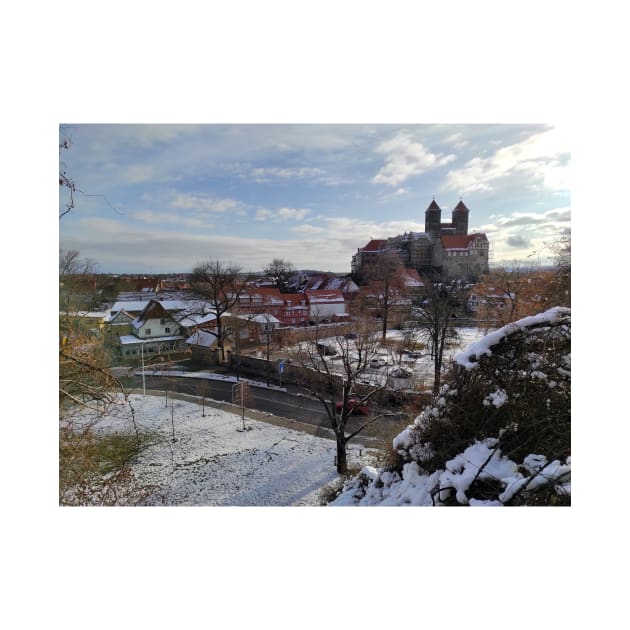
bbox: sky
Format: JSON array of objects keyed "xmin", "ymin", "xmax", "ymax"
[{"xmin": 59, "ymin": 123, "xmax": 570, "ymax": 274}]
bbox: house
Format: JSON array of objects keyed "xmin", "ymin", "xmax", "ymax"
[
  {"xmin": 101, "ymin": 308, "xmax": 135, "ymax": 343},
  {"xmin": 401, "ymin": 268, "xmax": 425, "ymax": 297},
  {"xmin": 176, "ymin": 311, "xmax": 218, "ymax": 336},
  {"xmin": 234, "ymin": 288, "xmax": 309, "ymax": 326},
  {"xmin": 186, "ymin": 329, "xmax": 222, "ymax": 364},
  {"xmin": 304, "ymin": 289, "xmax": 346, "ymax": 322},
  {"xmin": 351, "ymin": 239, "xmax": 388, "ymax": 280},
  {"xmin": 118, "ymin": 300, "xmax": 187, "ymax": 359}
]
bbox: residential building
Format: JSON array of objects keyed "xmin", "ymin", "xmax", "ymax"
[
  {"xmin": 303, "ymin": 289, "xmax": 347, "ymax": 322},
  {"xmin": 118, "ymin": 300, "xmax": 187, "ymax": 359}
]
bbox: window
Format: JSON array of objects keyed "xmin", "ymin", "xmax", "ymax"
[
  {"xmin": 160, "ymin": 319, "xmax": 165, "ymax": 325},
  {"xmin": 165, "ymin": 327, "xmax": 171, "ymax": 333},
  {"xmin": 145, "ymin": 329, "xmax": 151, "ymax": 335}
]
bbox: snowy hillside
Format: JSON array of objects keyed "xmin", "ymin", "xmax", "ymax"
[
  {"xmin": 63, "ymin": 394, "xmax": 375, "ymax": 506},
  {"xmin": 332, "ymin": 307, "xmax": 571, "ymax": 506}
]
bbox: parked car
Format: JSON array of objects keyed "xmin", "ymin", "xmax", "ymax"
[
  {"xmin": 335, "ymin": 398, "xmax": 369, "ymax": 416},
  {"xmin": 370, "ymin": 357, "xmax": 388, "ymax": 368},
  {"xmin": 317, "ymin": 342, "xmax": 337, "ymax": 356}
]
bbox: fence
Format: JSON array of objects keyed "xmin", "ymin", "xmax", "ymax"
[{"xmin": 229, "ymin": 353, "xmax": 430, "ymax": 409}]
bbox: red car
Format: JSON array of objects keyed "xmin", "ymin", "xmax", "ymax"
[{"xmin": 335, "ymin": 398, "xmax": 369, "ymax": 416}]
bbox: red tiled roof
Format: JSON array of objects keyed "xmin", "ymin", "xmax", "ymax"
[
  {"xmin": 361, "ymin": 239, "xmax": 388, "ymax": 252},
  {"xmin": 441, "ymin": 233, "xmax": 488, "ymax": 249},
  {"xmin": 426, "ymin": 200, "xmax": 442, "ymax": 211},
  {"xmin": 403, "ymin": 268, "xmax": 423, "ymax": 284},
  {"xmin": 304, "ymin": 289, "xmax": 344, "ymax": 303}
]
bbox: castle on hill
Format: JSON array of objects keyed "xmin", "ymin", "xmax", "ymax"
[{"xmin": 351, "ymin": 199, "xmax": 490, "ymax": 282}]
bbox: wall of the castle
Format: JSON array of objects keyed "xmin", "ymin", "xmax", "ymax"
[{"xmin": 441, "ymin": 250, "xmax": 489, "ymax": 281}]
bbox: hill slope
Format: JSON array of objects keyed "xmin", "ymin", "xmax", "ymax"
[{"xmin": 332, "ymin": 307, "xmax": 571, "ymax": 506}]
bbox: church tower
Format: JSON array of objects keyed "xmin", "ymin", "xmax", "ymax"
[
  {"xmin": 452, "ymin": 199, "xmax": 469, "ymax": 235},
  {"xmin": 425, "ymin": 199, "xmax": 442, "ymax": 239}
]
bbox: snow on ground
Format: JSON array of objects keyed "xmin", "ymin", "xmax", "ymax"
[
  {"xmin": 305, "ymin": 327, "xmax": 487, "ymax": 389},
  {"xmin": 69, "ymin": 394, "xmax": 377, "ymax": 506}
]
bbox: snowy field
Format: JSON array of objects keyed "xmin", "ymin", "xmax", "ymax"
[{"xmin": 68, "ymin": 394, "xmax": 377, "ymax": 506}]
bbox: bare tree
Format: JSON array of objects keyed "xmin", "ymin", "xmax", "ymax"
[
  {"xmin": 59, "ymin": 248, "xmax": 99, "ymax": 315},
  {"xmin": 59, "ymin": 268, "xmax": 147, "ymax": 505},
  {"xmin": 292, "ymin": 319, "xmax": 383, "ymax": 474},
  {"xmin": 547, "ymin": 229, "xmax": 571, "ymax": 306},
  {"xmin": 263, "ymin": 258, "xmax": 296, "ymax": 292},
  {"xmin": 59, "ymin": 127, "xmax": 77, "ymax": 219},
  {"xmin": 59, "ymin": 148, "xmax": 147, "ymax": 504},
  {"xmin": 472, "ymin": 264, "xmax": 552, "ymax": 329},
  {"xmin": 190, "ymin": 260, "xmax": 246, "ymax": 361},
  {"xmin": 59, "ymin": 125, "xmax": 119, "ymax": 220},
  {"xmin": 410, "ymin": 280, "xmax": 468, "ymax": 394},
  {"xmin": 362, "ymin": 251, "xmax": 407, "ymax": 339}
]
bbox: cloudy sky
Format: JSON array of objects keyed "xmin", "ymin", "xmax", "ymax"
[{"xmin": 59, "ymin": 123, "xmax": 569, "ymax": 274}]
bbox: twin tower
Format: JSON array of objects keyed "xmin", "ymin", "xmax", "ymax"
[{"xmin": 424, "ymin": 199, "xmax": 470, "ymax": 239}]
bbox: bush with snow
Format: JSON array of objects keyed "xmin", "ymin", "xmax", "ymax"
[{"xmin": 332, "ymin": 307, "xmax": 571, "ymax": 506}]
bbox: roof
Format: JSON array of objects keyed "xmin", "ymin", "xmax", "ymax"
[
  {"xmin": 441, "ymin": 233, "xmax": 488, "ymax": 250},
  {"xmin": 361, "ymin": 239, "xmax": 388, "ymax": 253},
  {"xmin": 249, "ymin": 313, "xmax": 282, "ymax": 325},
  {"xmin": 304, "ymin": 289, "xmax": 345, "ymax": 304},
  {"xmin": 240, "ymin": 287, "xmax": 287, "ymax": 305},
  {"xmin": 426, "ymin": 199, "xmax": 442, "ymax": 211},
  {"xmin": 136, "ymin": 300, "xmax": 170, "ymax": 323},
  {"xmin": 177, "ymin": 312, "xmax": 218, "ymax": 328},
  {"xmin": 402, "ymin": 268, "xmax": 424, "ymax": 287},
  {"xmin": 453, "ymin": 200, "xmax": 470, "ymax": 213},
  {"xmin": 119, "ymin": 334, "xmax": 185, "ymax": 345},
  {"xmin": 186, "ymin": 330, "xmax": 219, "ymax": 348},
  {"xmin": 111, "ymin": 299, "xmax": 209, "ymax": 314}
]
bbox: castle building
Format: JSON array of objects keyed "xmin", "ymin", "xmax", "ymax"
[{"xmin": 351, "ymin": 199, "xmax": 489, "ymax": 282}]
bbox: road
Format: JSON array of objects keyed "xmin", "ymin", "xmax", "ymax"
[{"xmin": 131, "ymin": 373, "xmax": 409, "ymax": 448}]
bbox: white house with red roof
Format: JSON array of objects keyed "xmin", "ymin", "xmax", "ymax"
[{"xmin": 304, "ymin": 289, "xmax": 346, "ymax": 321}]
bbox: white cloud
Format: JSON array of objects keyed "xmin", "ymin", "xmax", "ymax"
[
  {"xmin": 133, "ymin": 210, "xmax": 182, "ymax": 223},
  {"xmin": 124, "ymin": 164, "xmax": 156, "ymax": 184},
  {"xmin": 256, "ymin": 207, "xmax": 311, "ymax": 222},
  {"xmin": 473, "ymin": 206, "xmax": 571, "ymax": 265},
  {"xmin": 170, "ymin": 193, "xmax": 240, "ymax": 213},
  {"xmin": 255, "ymin": 209, "xmax": 273, "ymax": 221},
  {"xmin": 290, "ymin": 224, "xmax": 326, "ymax": 234},
  {"xmin": 444, "ymin": 128, "xmax": 570, "ymax": 194},
  {"xmin": 445, "ymin": 132, "xmax": 469, "ymax": 150},
  {"xmin": 372, "ymin": 132, "xmax": 456, "ymax": 186},
  {"xmin": 251, "ymin": 167, "xmax": 323, "ymax": 182}
]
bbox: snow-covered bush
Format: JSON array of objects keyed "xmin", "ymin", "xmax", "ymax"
[{"xmin": 332, "ymin": 307, "xmax": 571, "ymax": 506}]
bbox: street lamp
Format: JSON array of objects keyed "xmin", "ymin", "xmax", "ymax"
[
  {"xmin": 264, "ymin": 322, "xmax": 271, "ymax": 386},
  {"xmin": 140, "ymin": 339, "xmax": 149, "ymax": 396}
]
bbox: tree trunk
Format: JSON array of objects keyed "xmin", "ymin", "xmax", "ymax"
[
  {"xmin": 433, "ymin": 361, "xmax": 441, "ymax": 394},
  {"xmin": 336, "ymin": 438, "xmax": 348, "ymax": 475}
]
